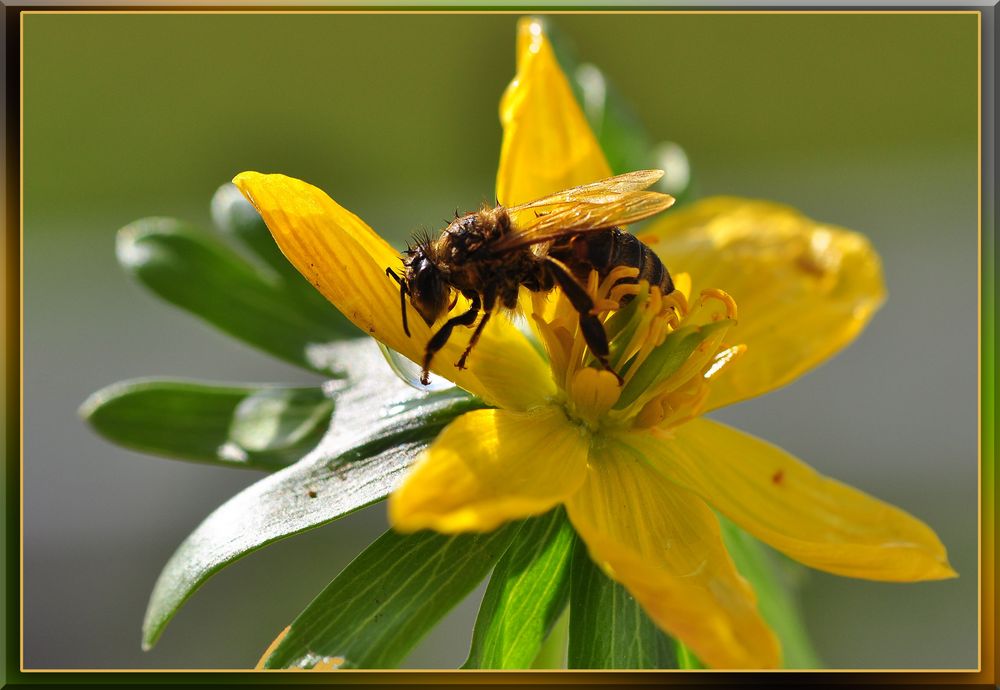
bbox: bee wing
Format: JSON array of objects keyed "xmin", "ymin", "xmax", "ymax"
[
  {"xmin": 505, "ymin": 170, "xmax": 666, "ymax": 212},
  {"xmin": 495, "ymin": 172, "xmax": 674, "ymax": 252}
]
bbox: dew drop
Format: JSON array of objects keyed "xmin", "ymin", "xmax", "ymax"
[
  {"xmin": 377, "ymin": 343, "xmax": 455, "ymax": 392},
  {"xmin": 217, "ymin": 441, "xmax": 249, "ymax": 463}
]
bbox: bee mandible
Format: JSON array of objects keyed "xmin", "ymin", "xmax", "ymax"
[{"xmin": 385, "ymin": 170, "xmax": 676, "ymax": 386}]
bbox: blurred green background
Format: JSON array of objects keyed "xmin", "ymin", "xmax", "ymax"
[{"xmin": 23, "ymin": 13, "xmax": 978, "ymax": 669}]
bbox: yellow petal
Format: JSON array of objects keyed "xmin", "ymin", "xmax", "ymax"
[
  {"xmin": 638, "ymin": 418, "xmax": 956, "ymax": 581},
  {"xmin": 565, "ymin": 436, "xmax": 781, "ymax": 669},
  {"xmin": 389, "ymin": 407, "xmax": 588, "ymax": 533},
  {"xmin": 233, "ymin": 172, "xmax": 555, "ymax": 411},
  {"xmin": 638, "ymin": 198, "xmax": 886, "ymax": 410},
  {"xmin": 496, "ymin": 18, "xmax": 611, "ymax": 206}
]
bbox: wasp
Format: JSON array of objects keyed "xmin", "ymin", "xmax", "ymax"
[{"xmin": 385, "ymin": 170, "xmax": 676, "ymax": 385}]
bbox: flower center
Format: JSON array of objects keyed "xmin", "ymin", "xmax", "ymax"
[{"xmin": 528, "ymin": 268, "xmax": 743, "ymax": 430}]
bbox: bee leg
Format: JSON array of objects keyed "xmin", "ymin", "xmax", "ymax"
[
  {"xmin": 546, "ymin": 258, "xmax": 624, "ymax": 386},
  {"xmin": 385, "ymin": 267, "xmax": 411, "ymax": 337},
  {"xmin": 455, "ymin": 311, "xmax": 491, "ymax": 371},
  {"xmin": 456, "ymin": 292, "xmax": 496, "ymax": 370},
  {"xmin": 422, "ymin": 294, "xmax": 481, "ymax": 385}
]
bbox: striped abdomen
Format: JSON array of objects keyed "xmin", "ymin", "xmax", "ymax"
[{"xmin": 565, "ymin": 228, "xmax": 673, "ymax": 303}]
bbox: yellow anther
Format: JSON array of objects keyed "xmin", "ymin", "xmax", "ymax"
[
  {"xmin": 598, "ymin": 265, "xmax": 640, "ymax": 298},
  {"xmin": 608, "ymin": 282, "xmax": 642, "ymax": 305},
  {"xmin": 590, "ymin": 298, "xmax": 619, "ymax": 315},
  {"xmin": 698, "ymin": 288, "xmax": 738, "ymax": 321},
  {"xmin": 526, "ymin": 264, "xmax": 741, "ymax": 433},
  {"xmin": 664, "ymin": 290, "xmax": 689, "ymax": 319}
]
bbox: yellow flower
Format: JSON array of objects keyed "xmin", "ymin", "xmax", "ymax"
[{"xmin": 233, "ymin": 18, "xmax": 954, "ymax": 669}]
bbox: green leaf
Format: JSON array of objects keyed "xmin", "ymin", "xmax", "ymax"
[
  {"xmin": 210, "ymin": 183, "xmax": 341, "ymax": 314},
  {"xmin": 211, "ymin": 182, "xmax": 297, "ymax": 278},
  {"xmin": 567, "ymin": 535, "xmax": 677, "ymax": 669},
  {"xmin": 530, "ymin": 605, "xmax": 569, "ymax": 669},
  {"xmin": 263, "ymin": 524, "xmax": 521, "ymax": 669},
  {"xmin": 117, "ymin": 217, "xmax": 358, "ymax": 376},
  {"xmin": 463, "ymin": 508, "xmax": 575, "ymax": 669},
  {"xmin": 81, "ymin": 379, "xmax": 332, "ymax": 471},
  {"xmin": 720, "ymin": 516, "xmax": 820, "ymax": 669},
  {"xmin": 141, "ymin": 340, "xmax": 484, "ymax": 650}
]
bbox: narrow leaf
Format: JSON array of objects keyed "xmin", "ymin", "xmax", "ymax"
[
  {"xmin": 568, "ymin": 534, "xmax": 676, "ymax": 669},
  {"xmin": 117, "ymin": 217, "xmax": 357, "ymax": 376},
  {"xmin": 530, "ymin": 606, "xmax": 569, "ymax": 669},
  {"xmin": 211, "ymin": 182, "xmax": 343, "ymax": 315},
  {"xmin": 463, "ymin": 508, "xmax": 575, "ymax": 669},
  {"xmin": 720, "ymin": 516, "xmax": 820, "ymax": 668},
  {"xmin": 263, "ymin": 524, "xmax": 521, "ymax": 669},
  {"xmin": 141, "ymin": 340, "xmax": 484, "ymax": 649},
  {"xmin": 81, "ymin": 379, "xmax": 332, "ymax": 472}
]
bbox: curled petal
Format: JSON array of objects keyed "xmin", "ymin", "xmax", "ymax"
[
  {"xmin": 565, "ymin": 436, "xmax": 781, "ymax": 669},
  {"xmin": 390, "ymin": 407, "xmax": 588, "ymax": 533},
  {"xmin": 496, "ymin": 17, "xmax": 611, "ymax": 206},
  {"xmin": 639, "ymin": 418, "xmax": 955, "ymax": 581},
  {"xmin": 233, "ymin": 172, "xmax": 555, "ymax": 411},
  {"xmin": 638, "ymin": 198, "xmax": 886, "ymax": 410}
]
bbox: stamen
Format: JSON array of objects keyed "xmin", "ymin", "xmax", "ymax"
[
  {"xmin": 634, "ymin": 375, "xmax": 711, "ymax": 428},
  {"xmin": 618, "ymin": 286, "xmax": 665, "ymax": 384},
  {"xmin": 698, "ymin": 288, "xmax": 738, "ymax": 321},
  {"xmin": 607, "ymin": 281, "xmax": 641, "ymax": 305},
  {"xmin": 531, "ymin": 313, "xmax": 572, "ymax": 383},
  {"xmin": 663, "ymin": 288, "xmax": 689, "ymax": 318},
  {"xmin": 613, "ymin": 290, "xmax": 737, "ymax": 418},
  {"xmin": 528, "ymin": 265, "xmax": 741, "ymax": 432}
]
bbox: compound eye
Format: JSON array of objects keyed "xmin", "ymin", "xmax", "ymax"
[
  {"xmin": 413, "ymin": 259, "xmax": 437, "ymax": 291},
  {"xmin": 410, "ymin": 259, "xmax": 449, "ymax": 325}
]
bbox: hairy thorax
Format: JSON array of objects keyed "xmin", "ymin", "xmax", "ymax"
[{"xmin": 433, "ymin": 207, "xmax": 544, "ymax": 304}]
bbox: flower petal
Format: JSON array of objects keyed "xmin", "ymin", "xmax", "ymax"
[
  {"xmin": 389, "ymin": 407, "xmax": 588, "ymax": 533},
  {"xmin": 496, "ymin": 18, "xmax": 611, "ymax": 206},
  {"xmin": 233, "ymin": 172, "xmax": 555, "ymax": 411},
  {"xmin": 638, "ymin": 198, "xmax": 886, "ymax": 410},
  {"xmin": 565, "ymin": 436, "xmax": 780, "ymax": 669},
  {"xmin": 638, "ymin": 418, "xmax": 955, "ymax": 581}
]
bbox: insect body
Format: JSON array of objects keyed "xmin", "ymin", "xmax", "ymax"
[{"xmin": 385, "ymin": 170, "xmax": 676, "ymax": 385}]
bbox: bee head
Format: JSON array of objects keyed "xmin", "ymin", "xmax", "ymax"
[{"xmin": 404, "ymin": 242, "xmax": 450, "ymax": 327}]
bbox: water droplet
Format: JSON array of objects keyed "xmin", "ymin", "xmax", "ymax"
[
  {"xmin": 217, "ymin": 442, "xmax": 248, "ymax": 463},
  {"xmin": 377, "ymin": 343, "xmax": 455, "ymax": 392},
  {"xmin": 296, "ymin": 652, "xmax": 345, "ymax": 670}
]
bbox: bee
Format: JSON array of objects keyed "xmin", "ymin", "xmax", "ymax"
[{"xmin": 385, "ymin": 170, "xmax": 676, "ymax": 385}]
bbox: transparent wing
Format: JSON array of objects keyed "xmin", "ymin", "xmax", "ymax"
[
  {"xmin": 497, "ymin": 171, "xmax": 674, "ymax": 252},
  {"xmin": 506, "ymin": 170, "xmax": 665, "ymax": 211}
]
